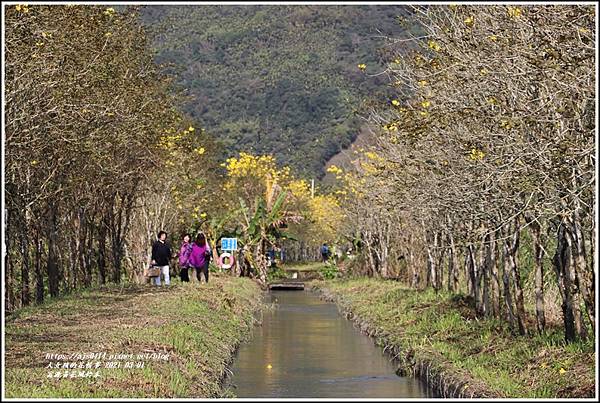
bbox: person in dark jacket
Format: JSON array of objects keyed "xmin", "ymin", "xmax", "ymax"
[
  {"xmin": 151, "ymin": 230, "xmax": 172, "ymax": 286},
  {"xmin": 320, "ymin": 243, "xmax": 330, "ymax": 262}
]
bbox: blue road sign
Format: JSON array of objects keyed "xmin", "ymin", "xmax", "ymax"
[{"xmin": 221, "ymin": 237, "xmax": 238, "ymax": 251}]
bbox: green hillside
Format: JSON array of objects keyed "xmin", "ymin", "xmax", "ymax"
[{"xmin": 140, "ymin": 5, "xmax": 413, "ymax": 177}]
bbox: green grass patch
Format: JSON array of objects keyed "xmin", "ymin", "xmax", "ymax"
[
  {"xmin": 4, "ymin": 274, "xmax": 264, "ymax": 398},
  {"xmin": 282, "ymin": 261, "xmax": 327, "ymax": 272},
  {"xmin": 310, "ymin": 278, "xmax": 595, "ymax": 398}
]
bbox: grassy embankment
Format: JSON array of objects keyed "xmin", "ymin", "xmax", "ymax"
[
  {"xmin": 5, "ymin": 274, "xmax": 264, "ymax": 398},
  {"xmin": 310, "ymin": 278, "xmax": 595, "ymax": 398}
]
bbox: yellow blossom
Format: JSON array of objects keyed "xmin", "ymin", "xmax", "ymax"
[
  {"xmin": 327, "ymin": 165, "xmax": 343, "ymax": 175},
  {"xmin": 464, "ymin": 16, "xmax": 474, "ymax": 26},
  {"xmin": 357, "ymin": 63, "xmax": 366, "ymax": 71},
  {"xmin": 421, "ymin": 100, "xmax": 431, "ymax": 108},
  {"xmin": 488, "ymin": 35, "xmax": 498, "ymax": 41},
  {"xmin": 188, "ymin": 125, "xmax": 195, "ymax": 132},
  {"xmin": 469, "ymin": 148, "xmax": 486, "ymax": 161},
  {"xmin": 105, "ymin": 32, "xmax": 112, "ymax": 37},
  {"xmin": 418, "ymin": 80, "xmax": 428, "ymax": 87},
  {"xmin": 391, "ymin": 99, "xmax": 400, "ymax": 106},
  {"xmin": 428, "ymin": 40, "xmax": 442, "ymax": 52},
  {"xmin": 195, "ymin": 147, "xmax": 205, "ymax": 156},
  {"xmin": 383, "ymin": 122, "xmax": 399, "ymax": 132},
  {"xmin": 559, "ymin": 368, "xmax": 566, "ymax": 375},
  {"xmin": 419, "ymin": 111, "xmax": 428, "ymax": 116},
  {"xmin": 507, "ymin": 7, "xmax": 522, "ymax": 18}
]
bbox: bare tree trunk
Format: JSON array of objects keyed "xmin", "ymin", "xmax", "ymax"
[
  {"xmin": 76, "ymin": 207, "xmax": 90, "ymax": 288},
  {"xmin": 501, "ymin": 225, "xmax": 516, "ymax": 332},
  {"xmin": 255, "ymin": 239, "xmax": 267, "ymax": 284},
  {"xmin": 19, "ymin": 215, "xmax": 31, "ymax": 307},
  {"xmin": 504, "ymin": 218, "xmax": 527, "ymax": 335},
  {"xmin": 476, "ymin": 233, "xmax": 486, "ymax": 315},
  {"xmin": 563, "ymin": 225, "xmax": 587, "ymax": 340},
  {"xmin": 466, "ymin": 245, "xmax": 477, "ymax": 302},
  {"xmin": 436, "ymin": 232, "xmax": 445, "ymax": 291},
  {"xmin": 489, "ymin": 229, "xmax": 500, "ymax": 318},
  {"xmin": 570, "ymin": 167, "xmax": 595, "ymax": 333},
  {"xmin": 379, "ymin": 223, "xmax": 391, "ymax": 279},
  {"xmin": 526, "ymin": 216, "xmax": 546, "ymax": 333},
  {"xmin": 447, "ymin": 232, "xmax": 458, "ymax": 293},
  {"xmin": 409, "ymin": 240, "xmax": 419, "ymax": 288},
  {"xmin": 84, "ymin": 217, "xmax": 94, "ymax": 287},
  {"xmin": 570, "ymin": 210, "xmax": 595, "ymax": 334},
  {"xmin": 98, "ymin": 213, "xmax": 108, "ymax": 285},
  {"xmin": 426, "ymin": 231, "xmax": 438, "ymax": 291},
  {"xmin": 5, "ymin": 208, "xmax": 15, "ymax": 312},
  {"xmin": 19, "ymin": 211, "xmax": 31, "ymax": 306},
  {"xmin": 364, "ymin": 231, "xmax": 376, "ymax": 278},
  {"xmin": 553, "ymin": 221, "xmax": 577, "ymax": 342},
  {"xmin": 47, "ymin": 202, "xmax": 60, "ymax": 298},
  {"xmin": 481, "ymin": 232, "xmax": 492, "ymax": 317},
  {"xmin": 69, "ymin": 227, "xmax": 78, "ymax": 291},
  {"xmin": 35, "ymin": 227, "xmax": 44, "ymax": 304}
]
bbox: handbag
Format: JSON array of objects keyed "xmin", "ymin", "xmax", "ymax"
[{"xmin": 146, "ymin": 265, "xmax": 161, "ymax": 277}]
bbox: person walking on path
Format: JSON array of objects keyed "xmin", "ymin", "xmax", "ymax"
[
  {"xmin": 151, "ymin": 230, "xmax": 172, "ymax": 286},
  {"xmin": 320, "ymin": 242, "xmax": 330, "ymax": 263},
  {"xmin": 189, "ymin": 233, "xmax": 211, "ymax": 283},
  {"xmin": 178, "ymin": 233, "xmax": 193, "ymax": 282}
]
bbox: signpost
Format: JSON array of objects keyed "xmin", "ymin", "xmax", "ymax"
[
  {"xmin": 219, "ymin": 238, "xmax": 238, "ymax": 271},
  {"xmin": 221, "ymin": 238, "xmax": 238, "ymax": 251}
]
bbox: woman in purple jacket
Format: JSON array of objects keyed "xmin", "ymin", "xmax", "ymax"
[
  {"xmin": 178, "ymin": 233, "xmax": 193, "ymax": 282},
  {"xmin": 189, "ymin": 233, "xmax": 211, "ymax": 283}
]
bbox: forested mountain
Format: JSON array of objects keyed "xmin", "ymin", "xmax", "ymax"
[{"xmin": 140, "ymin": 5, "xmax": 414, "ymax": 177}]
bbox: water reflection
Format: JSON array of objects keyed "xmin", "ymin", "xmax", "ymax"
[{"xmin": 228, "ymin": 290, "xmax": 435, "ymax": 398}]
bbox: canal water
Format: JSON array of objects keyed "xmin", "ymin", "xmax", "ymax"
[{"xmin": 227, "ymin": 290, "xmax": 435, "ymax": 398}]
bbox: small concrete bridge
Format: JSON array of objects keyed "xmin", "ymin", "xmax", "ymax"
[
  {"xmin": 268, "ymin": 280, "xmax": 305, "ymax": 290},
  {"xmin": 267, "ymin": 263, "xmax": 325, "ymax": 290}
]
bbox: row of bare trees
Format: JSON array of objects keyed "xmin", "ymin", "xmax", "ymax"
[
  {"xmin": 4, "ymin": 5, "xmax": 201, "ymax": 312},
  {"xmin": 338, "ymin": 5, "xmax": 595, "ymax": 342}
]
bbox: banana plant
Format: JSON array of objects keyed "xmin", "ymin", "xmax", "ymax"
[{"xmin": 238, "ymin": 189, "xmax": 300, "ymax": 283}]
